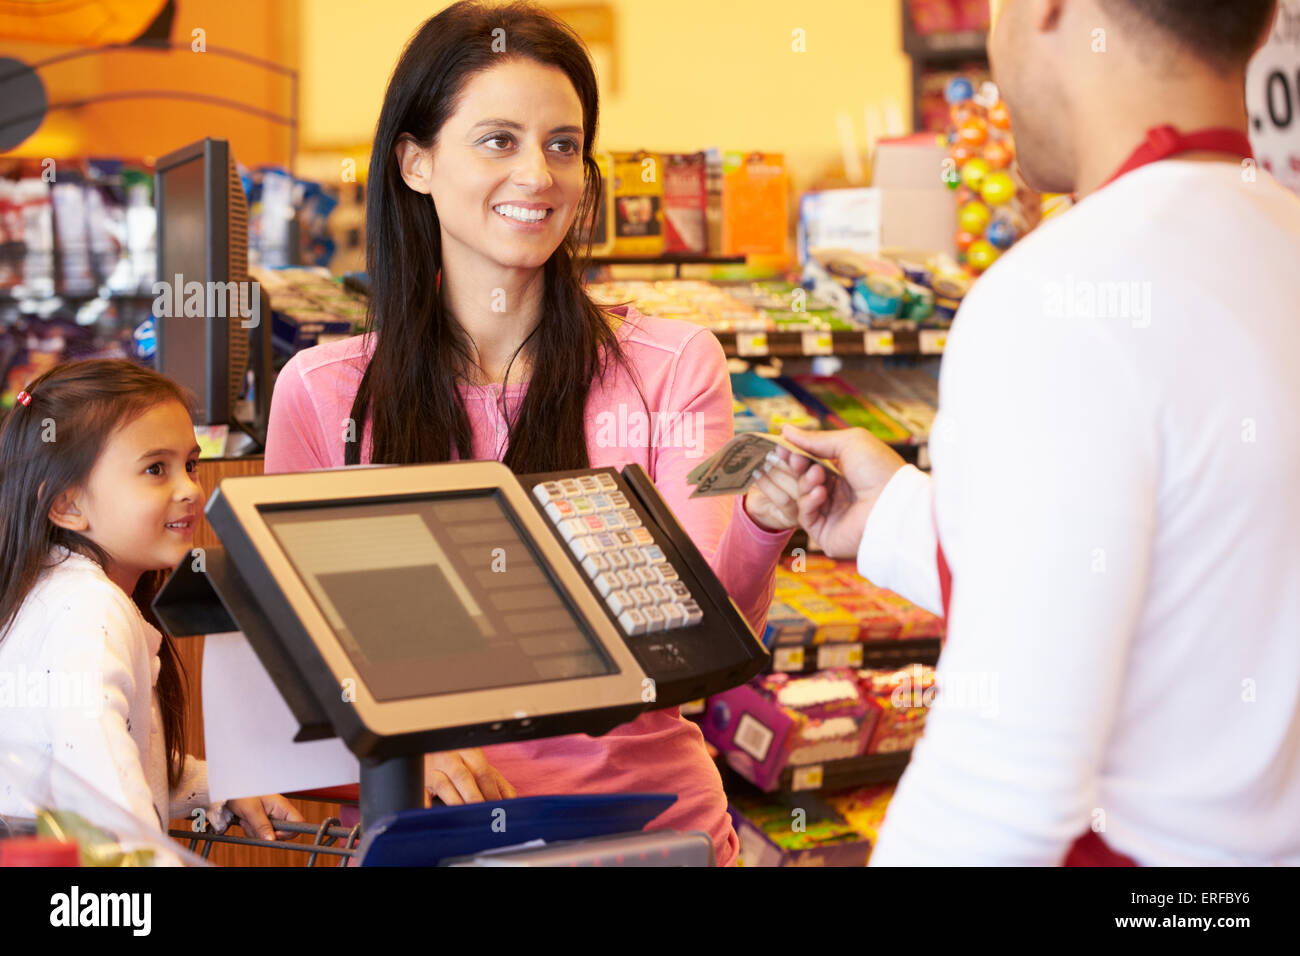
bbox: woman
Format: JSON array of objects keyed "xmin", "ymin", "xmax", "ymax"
[{"xmin": 265, "ymin": 0, "xmax": 798, "ymax": 866}]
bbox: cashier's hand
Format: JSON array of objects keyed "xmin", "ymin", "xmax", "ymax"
[
  {"xmin": 227, "ymin": 793, "xmax": 305, "ymax": 841},
  {"xmin": 742, "ymin": 447, "xmax": 802, "ymax": 533},
  {"xmin": 424, "ymin": 749, "xmax": 518, "ymax": 805},
  {"xmin": 777, "ymin": 425, "xmax": 906, "ymax": 559}
]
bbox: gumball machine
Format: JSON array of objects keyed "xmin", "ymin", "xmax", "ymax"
[{"xmin": 943, "ymin": 78, "xmax": 1040, "ymax": 277}]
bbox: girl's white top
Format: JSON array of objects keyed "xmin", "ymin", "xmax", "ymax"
[{"xmin": 0, "ymin": 545, "xmax": 230, "ymax": 836}]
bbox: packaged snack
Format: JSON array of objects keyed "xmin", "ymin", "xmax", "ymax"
[
  {"xmin": 729, "ymin": 796, "xmax": 872, "ymax": 867},
  {"xmin": 661, "ymin": 152, "xmax": 707, "ymax": 254},
  {"xmin": 785, "ymin": 593, "xmax": 860, "ymax": 644},
  {"xmin": 762, "ymin": 601, "xmax": 815, "ymax": 648},
  {"xmin": 859, "ymin": 666, "xmax": 936, "ymax": 753},
  {"xmin": 721, "ymin": 151, "xmax": 788, "ymax": 257},
  {"xmin": 611, "ymin": 151, "xmax": 665, "ymax": 256}
]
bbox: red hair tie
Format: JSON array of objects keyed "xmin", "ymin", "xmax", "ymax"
[{"xmin": 16, "ymin": 390, "xmax": 32, "ymax": 406}]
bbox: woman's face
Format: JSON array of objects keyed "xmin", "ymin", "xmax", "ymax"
[{"xmin": 409, "ymin": 58, "xmax": 587, "ymax": 274}]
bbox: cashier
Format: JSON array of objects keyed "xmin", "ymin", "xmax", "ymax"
[
  {"xmin": 263, "ymin": 1, "xmax": 801, "ymax": 867},
  {"xmin": 783, "ymin": 0, "xmax": 1300, "ymax": 865}
]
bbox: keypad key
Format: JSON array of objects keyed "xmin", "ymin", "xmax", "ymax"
[
  {"xmin": 589, "ymin": 493, "xmax": 613, "ymax": 512},
  {"xmin": 618, "ymin": 607, "xmax": 648, "ymax": 635},
  {"xmin": 631, "ymin": 527, "xmax": 654, "ymax": 546},
  {"xmin": 581, "ymin": 553, "xmax": 609, "ymax": 577},
  {"xmin": 597, "ymin": 473, "xmax": 617, "ymax": 491},
  {"xmin": 594, "ymin": 572, "xmax": 621, "ymax": 596},
  {"xmin": 560, "ymin": 478, "xmax": 582, "ymax": 496},
  {"xmin": 582, "ymin": 515, "xmax": 606, "ymax": 535},
  {"xmin": 544, "ymin": 499, "xmax": 575, "ymax": 522},
  {"xmin": 617, "ymin": 569, "xmax": 641, "ymax": 589},
  {"xmin": 558, "ymin": 518, "xmax": 586, "ymax": 541},
  {"xmin": 617, "ymin": 508, "xmax": 642, "ymax": 529},
  {"xmin": 601, "ymin": 511, "xmax": 626, "ymax": 531},
  {"xmin": 533, "ymin": 481, "xmax": 564, "ymax": 504},
  {"xmin": 606, "ymin": 551, "xmax": 629, "ymax": 570},
  {"xmin": 642, "ymin": 605, "xmax": 666, "ymax": 633},
  {"xmin": 569, "ymin": 536, "xmax": 602, "ymax": 560},
  {"xmin": 641, "ymin": 545, "xmax": 666, "ymax": 564},
  {"xmin": 613, "ymin": 530, "xmax": 636, "ymax": 549},
  {"xmin": 653, "ymin": 563, "xmax": 679, "ymax": 583},
  {"xmin": 578, "ymin": 475, "xmax": 601, "ymax": 494},
  {"xmin": 572, "ymin": 496, "xmax": 595, "ymax": 516},
  {"xmin": 667, "ymin": 581, "xmax": 690, "ymax": 600},
  {"xmin": 648, "ymin": 584, "xmax": 673, "ymax": 604},
  {"xmin": 629, "ymin": 586, "xmax": 653, "ymax": 608},
  {"xmin": 624, "ymin": 548, "xmax": 647, "ymax": 567},
  {"xmin": 608, "ymin": 491, "xmax": 628, "ymax": 509},
  {"xmin": 595, "ymin": 532, "xmax": 617, "ymax": 551},
  {"xmin": 662, "ymin": 603, "xmax": 686, "ymax": 629},
  {"xmin": 607, "ymin": 590, "xmax": 635, "ymax": 616},
  {"xmin": 678, "ymin": 600, "xmax": 703, "ymax": 626},
  {"xmin": 636, "ymin": 566, "xmax": 659, "ymax": 586}
]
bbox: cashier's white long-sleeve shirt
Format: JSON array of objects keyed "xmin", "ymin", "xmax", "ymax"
[{"xmin": 859, "ymin": 160, "xmax": 1300, "ymax": 866}]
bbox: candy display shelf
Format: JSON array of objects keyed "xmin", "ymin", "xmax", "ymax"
[
  {"xmin": 724, "ymin": 750, "xmax": 913, "ymax": 794},
  {"xmin": 716, "ymin": 327, "xmax": 948, "ymax": 359},
  {"xmin": 767, "ymin": 637, "xmax": 942, "ymax": 677}
]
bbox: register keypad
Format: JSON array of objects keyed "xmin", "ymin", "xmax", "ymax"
[{"xmin": 534, "ymin": 478, "xmax": 703, "ymax": 636}]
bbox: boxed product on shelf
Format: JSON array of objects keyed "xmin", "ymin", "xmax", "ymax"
[
  {"xmin": 783, "ymin": 593, "xmax": 860, "ymax": 644},
  {"xmin": 703, "ymin": 669, "xmax": 880, "ymax": 791},
  {"xmin": 826, "ymin": 783, "xmax": 897, "ymax": 856},
  {"xmin": 784, "ymin": 375, "xmax": 915, "ymax": 444},
  {"xmin": 661, "ymin": 152, "xmax": 708, "ymax": 254},
  {"xmin": 611, "ymin": 151, "xmax": 665, "ymax": 257},
  {"xmin": 721, "ymin": 151, "xmax": 788, "ymax": 258},
  {"xmin": 729, "ymin": 369, "xmax": 820, "ymax": 432},
  {"xmin": 859, "ymin": 666, "xmax": 936, "ymax": 754},
  {"xmin": 729, "ymin": 795, "xmax": 872, "ymax": 867},
  {"xmin": 762, "ymin": 600, "xmax": 817, "ymax": 647}
]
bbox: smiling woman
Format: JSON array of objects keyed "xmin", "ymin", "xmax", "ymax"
[{"xmin": 263, "ymin": 0, "xmax": 800, "ymax": 866}]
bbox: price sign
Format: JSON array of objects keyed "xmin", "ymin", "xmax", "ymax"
[
  {"xmin": 1247, "ymin": 2, "xmax": 1300, "ymax": 194},
  {"xmin": 801, "ymin": 330, "xmax": 834, "ymax": 355},
  {"xmin": 772, "ymin": 646, "xmax": 806, "ymax": 672},
  {"xmin": 817, "ymin": 643, "xmax": 864, "ymax": 669},
  {"xmin": 736, "ymin": 332, "xmax": 769, "ymax": 357},
  {"xmin": 791, "ymin": 764, "xmax": 825, "ymax": 791},
  {"xmin": 864, "ymin": 330, "xmax": 895, "ymax": 354},
  {"xmin": 919, "ymin": 330, "xmax": 948, "ymax": 354}
]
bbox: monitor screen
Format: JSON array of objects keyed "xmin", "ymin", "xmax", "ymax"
[
  {"xmin": 259, "ymin": 490, "xmax": 615, "ymax": 701},
  {"xmin": 156, "ymin": 154, "xmax": 209, "ymax": 406}
]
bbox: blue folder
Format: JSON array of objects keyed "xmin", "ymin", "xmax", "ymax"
[{"xmin": 357, "ymin": 793, "xmax": 677, "ymax": 867}]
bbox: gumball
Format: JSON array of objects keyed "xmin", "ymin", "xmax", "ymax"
[
  {"xmin": 950, "ymin": 144, "xmax": 974, "ymax": 167},
  {"xmin": 957, "ymin": 118, "xmax": 988, "ymax": 149},
  {"xmin": 983, "ymin": 139, "xmax": 1013, "ymax": 170},
  {"xmin": 955, "ymin": 230, "xmax": 977, "ymax": 253},
  {"xmin": 955, "ymin": 185, "xmax": 976, "ymax": 206},
  {"xmin": 958, "ymin": 201, "xmax": 992, "ymax": 235},
  {"xmin": 966, "ymin": 239, "xmax": 1001, "ymax": 272},
  {"xmin": 945, "ymin": 77, "xmax": 975, "ymax": 104},
  {"xmin": 950, "ymin": 101, "xmax": 976, "ymax": 127},
  {"xmin": 980, "ymin": 171, "xmax": 1017, "ymax": 206},
  {"xmin": 988, "ymin": 101, "xmax": 1012, "ymax": 131},
  {"xmin": 960, "ymin": 156, "xmax": 991, "ymax": 191},
  {"xmin": 986, "ymin": 217, "xmax": 1018, "ymax": 250}
]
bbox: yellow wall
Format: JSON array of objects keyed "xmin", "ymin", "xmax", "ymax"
[{"xmin": 298, "ymin": 0, "xmax": 914, "ymax": 193}]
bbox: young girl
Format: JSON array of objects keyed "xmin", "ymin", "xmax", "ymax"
[
  {"xmin": 0, "ymin": 359, "xmax": 302, "ymax": 845},
  {"xmin": 265, "ymin": 1, "xmax": 803, "ymax": 865}
]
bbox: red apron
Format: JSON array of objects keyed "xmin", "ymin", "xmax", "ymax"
[{"xmin": 935, "ymin": 126, "xmax": 1254, "ymax": 866}]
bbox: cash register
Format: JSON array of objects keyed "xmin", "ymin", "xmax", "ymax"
[{"xmin": 153, "ymin": 460, "xmax": 768, "ymax": 864}]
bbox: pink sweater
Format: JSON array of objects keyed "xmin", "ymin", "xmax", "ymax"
[{"xmin": 263, "ymin": 305, "xmax": 790, "ymax": 866}]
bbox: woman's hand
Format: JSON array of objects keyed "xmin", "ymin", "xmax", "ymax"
[
  {"xmin": 742, "ymin": 446, "xmax": 802, "ymax": 532},
  {"xmin": 226, "ymin": 793, "xmax": 305, "ymax": 841},
  {"xmin": 424, "ymin": 748, "xmax": 518, "ymax": 805}
]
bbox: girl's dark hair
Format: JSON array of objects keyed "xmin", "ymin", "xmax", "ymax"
[
  {"xmin": 349, "ymin": 0, "xmax": 630, "ymax": 470},
  {"xmin": 0, "ymin": 359, "xmax": 194, "ymax": 791}
]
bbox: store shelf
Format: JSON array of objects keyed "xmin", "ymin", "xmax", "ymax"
[
  {"xmin": 768, "ymin": 637, "xmax": 942, "ymax": 675},
  {"xmin": 903, "ymin": 29, "xmax": 988, "ymax": 60},
  {"xmin": 717, "ymin": 326, "xmax": 949, "ymax": 358},
  {"xmin": 724, "ymin": 749, "xmax": 912, "ymax": 794}
]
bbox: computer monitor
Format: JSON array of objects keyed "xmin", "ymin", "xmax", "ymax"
[
  {"xmin": 154, "ymin": 138, "xmax": 271, "ymax": 440},
  {"xmin": 204, "ymin": 461, "xmax": 650, "ymax": 757}
]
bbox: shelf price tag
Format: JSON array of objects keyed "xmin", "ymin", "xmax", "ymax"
[
  {"xmin": 736, "ymin": 332, "xmax": 769, "ymax": 357},
  {"xmin": 864, "ymin": 330, "xmax": 895, "ymax": 355},
  {"xmin": 800, "ymin": 330, "xmax": 834, "ymax": 355},
  {"xmin": 817, "ymin": 643, "xmax": 864, "ymax": 670},
  {"xmin": 791, "ymin": 764, "xmax": 824, "ymax": 791},
  {"xmin": 772, "ymin": 647, "xmax": 805, "ymax": 672},
  {"xmin": 919, "ymin": 330, "xmax": 947, "ymax": 354}
]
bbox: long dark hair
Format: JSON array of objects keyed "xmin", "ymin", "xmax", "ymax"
[
  {"xmin": 0, "ymin": 359, "xmax": 193, "ymax": 791},
  {"xmin": 348, "ymin": 0, "xmax": 629, "ymax": 470}
]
